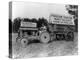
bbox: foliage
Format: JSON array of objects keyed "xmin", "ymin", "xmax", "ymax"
[
  {"xmin": 37, "ymin": 17, "xmax": 48, "ymax": 28},
  {"xmin": 12, "ymin": 17, "xmax": 48, "ymax": 33},
  {"xmin": 13, "ymin": 17, "xmax": 21, "ymax": 33},
  {"xmin": 65, "ymin": 5, "xmax": 78, "ymax": 32}
]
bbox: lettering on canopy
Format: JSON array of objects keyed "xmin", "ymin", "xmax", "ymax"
[
  {"xmin": 49, "ymin": 14, "xmax": 75, "ymax": 25},
  {"xmin": 21, "ymin": 22, "xmax": 37, "ymax": 27}
]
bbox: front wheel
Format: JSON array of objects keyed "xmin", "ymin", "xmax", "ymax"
[
  {"xmin": 16, "ymin": 37, "xmax": 28, "ymax": 47},
  {"xmin": 20, "ymin": 38, "xmax": 28, "ymax": 47}
]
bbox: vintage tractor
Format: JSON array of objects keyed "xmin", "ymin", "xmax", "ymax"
[
  {"xmin": 16, "ymin": 20, "xmax": 50, "ymax": 47},
  {"xmin": 16, "ymin": 14, "xmax": 75, "ymax": 47}
]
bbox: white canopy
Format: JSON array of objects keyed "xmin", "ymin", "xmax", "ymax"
[{"xmin": 49, "ymin": 14, "xmax": 75, "ymax": 25}]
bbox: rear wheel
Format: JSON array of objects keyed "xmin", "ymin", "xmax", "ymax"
[
  {"xmin": 40, "ymin": 31, "xmax": 50, "ymax": 43},
  {"xmin": 66, "ymin": 32, "xmax": 74, "ymax": 41}
]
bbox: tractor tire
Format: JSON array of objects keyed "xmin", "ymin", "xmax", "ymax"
[
  {"xmin": 16, "ymin": 37, "xmax": 28, "ymax": 47},
  {"xmin": 66, "ymin": 32, "xmax": 74, "ymax": 41},
  {"xmin": 40, "ymin": 31, "xmax": 50, "ymax": 43},
  {"xmin": 20, "ymin": 38, "xmax": 28, "ymax": 47}
]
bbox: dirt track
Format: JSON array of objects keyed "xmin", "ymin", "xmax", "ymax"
[{"xmin": 12, "ymin": 32, "xmax": 78, "ymax": 58}]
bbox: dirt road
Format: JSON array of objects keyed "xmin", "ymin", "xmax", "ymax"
[{"xmin": 11, "ymin": 32, "xmax": 78, "ymax": 58}]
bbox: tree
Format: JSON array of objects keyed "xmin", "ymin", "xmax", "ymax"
[
  {"xmin": 13, "ymin": 17, "xmax": 21, "ymax": 33},
  {"xmin": 23, "ymin": 18, "xmax": 30, "ymax": 22},
  {"xmin": 37, "ymin": 17, "xmax": 48, "ymax": 28},
  {"xmin": 65, "ymin": 5, "xmax": 78, "ymax": 32},
  {"xmin": 31, "ymin": 18, "xmax": 38, "ymax": 23}
]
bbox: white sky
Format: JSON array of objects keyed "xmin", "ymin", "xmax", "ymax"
[{"xmin": 12, "ymin": 2, "xmax": 70, "ymax": 20}]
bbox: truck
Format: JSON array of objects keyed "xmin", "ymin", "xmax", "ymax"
[
  {"xmin": 48, "ymin": 14, "xmax": 75, "ymax": 41},
  {"xmin": 16, "ymin": 14, "xmax": 75, "ymax": 47}
]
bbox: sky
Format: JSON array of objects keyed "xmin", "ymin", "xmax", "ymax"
[{"xmin": 11, "ymin": 2, "xmax": 70, "ymax": 21}]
